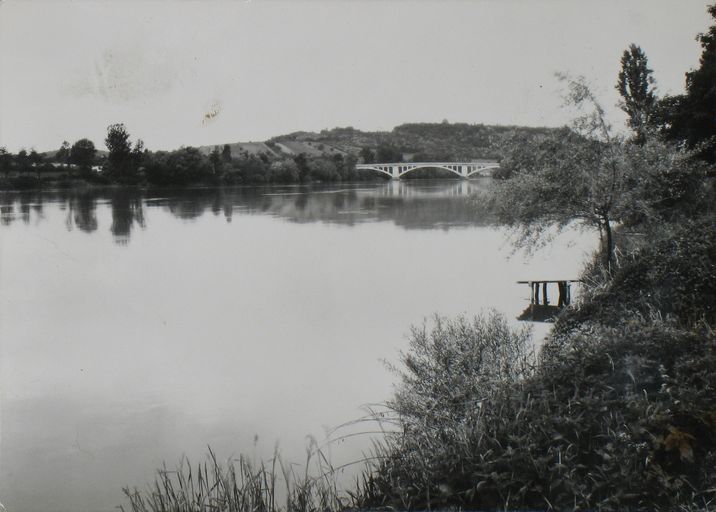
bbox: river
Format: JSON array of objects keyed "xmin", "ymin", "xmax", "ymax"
[{"xmin": 0, "ymin": 180, "xmax": 595, "ymax": 512}]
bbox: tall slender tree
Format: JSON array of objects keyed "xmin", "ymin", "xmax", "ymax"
[
  {"xmin": 105, "ymin": 123, "xmax": 140, "ymax": 180},
  {"xmin": 221, "ymin": 144, "xmax": 232, "ymax": 163},
  {"xmin": 616, "ymin": 44, "xmax": 656, "ymax": 144},
  {"xmin": 105, "ymin": 124, "xmax": 132, "ymax": 166},
  {"xmin": 209, "ymin": 146, "xmax": 221, "ymax": 175}
]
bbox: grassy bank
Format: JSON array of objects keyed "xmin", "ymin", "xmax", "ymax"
[{"xmin": 355, "ymin": 211, "xmax": 716, "ymax": 511}]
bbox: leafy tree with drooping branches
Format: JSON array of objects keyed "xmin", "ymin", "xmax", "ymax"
[{"xmin": 494, "ymin": 74, "xmax": 703, "ymax": 270}]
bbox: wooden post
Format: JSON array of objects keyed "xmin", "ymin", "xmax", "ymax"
[
  {"xmin": 542, "ymin": 282, "xmax": 548, "ymax": 305},
  {"xmin": 533, "ymin": 282, "xmax": 540, "ymax": 304}
]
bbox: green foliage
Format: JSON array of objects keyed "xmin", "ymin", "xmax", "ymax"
[
  {"xmin": 616, "ymin": 44, "xmax": 657, "ymax": 144},
  {"xmin": 69, "ymin": 138, "xmax": 96, "ymax": 169},
  {"xmin": 105, "ymin": 123, "xmax": 141, "ymax": 182},
  {"xmin": 495, "ymin": 76, "xmax": 705, "ymax": 268},
  {"xmin": 375, "ymin": 144, "xmax": 403, "ymax": 163},
  {"xmin": 361, "ymin": 313, "xmax": 536, "ymax": 509},
  {"xmin": 390, "ymin": 313, "xmax": 534, "ymax": 431},
  {"xmin": 122, "ymin": 445, "xmax": 351, "ymax": 512},
  {"xmin": 652, "ymin": 4, "xmax": 716, "ymax": 162},
  {"xmin": 209, "ymin": 146, "xmax": 222, "ymax": 175},
  {"xmin": 0, "ymin": 147, "xmax": 11, "ymax": 176},
  {"xmin": 359, "ymin": 146, "xmax": 375, "ymax": 164},
  {"xmin": 222, "ymin": 144, "xmax": 232, "ymax": 163},
  {"xmin": 530, "ymin": 319, "xmax": 716, "ymax": 511},
  {"xmin": 105, "ymin": 123, "xmax": 132, "ymax": 165},
  {"xmin": 56, "ymin": 140, "xmax": 71, "ymax": 164},
  {"xmin": 555, "ymin": 218, "xmax": 716, "ymax": 333},
  {"xmin": 494, "ymin": 77, "xmax": 622, "ymax": 266},
  {"xmin": 145, "ymin": 147, "xmax": 213, "ymax": 185}
]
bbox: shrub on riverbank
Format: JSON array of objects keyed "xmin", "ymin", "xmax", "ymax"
[{"xmin": 552, "ymin": 217, "xmax": 716, "ymax": 334}]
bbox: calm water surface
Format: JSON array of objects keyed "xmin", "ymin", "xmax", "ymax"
[{"xmin": 0, "ymin": 180, "xmax": 595, "ymax": 512}]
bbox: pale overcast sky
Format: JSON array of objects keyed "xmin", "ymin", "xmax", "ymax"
[{"xmin": 0, "ymin": 0, "xmax": 713, "ymax": 152}]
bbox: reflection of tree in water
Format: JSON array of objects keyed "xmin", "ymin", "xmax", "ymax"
[
  {"xmin": 161, "ymin": 188, "xmax": 235, "ymax": 224},
  {"xmin": 293, "ymin": 193, "xmax": 309, "ymax": 212},
  {"xmin": 0, "ymin": 195, "xmax": 14, "ymax": 226},
  {"xmin": 373, "ymin": 196, "xmax": 488, "ymax": 230},
  {"xmin": 73, "ymin": 193, "xmax": 99, "ymax": 233},
  {"xmin": 109, "ymin": 191, "xmax": 145, "ymax": 245},
  {"xmin": 243, "ymin": 184, "xmax": 490, "ymax": 229},
  {"xmin": 135, "ymin": 183, "xmax": 491, "ymax": 231},
  {"xmin": 210, "ymin": 188, "xmax": 233, "ymax": 223},
  {"xmin": 332, "ymin": 191, "xmax": 347, "ymax": 210},
  {"xmin": 18, "ymin": 194, "xmax": 32, "ymax": 224},
  {"xmin": 0, "ymin": 182, "xmax": 496, "ymax": 243},
  {"xmin": 165, "ymin": 197, "xmax": 204, "ymax": 221},
  {"xmin": 61, "ymin": 191, "xmax": 99, "ymax": 233},
  {"xmin": 0, "ymin": 192, "xmax": 45, "ymax": 226}
]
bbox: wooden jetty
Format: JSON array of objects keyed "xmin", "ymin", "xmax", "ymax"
[{"xmin": 516, "ymin": 279, "xmax": 581, "ymax": 322}]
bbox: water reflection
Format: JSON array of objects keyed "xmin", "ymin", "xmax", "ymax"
[
  {"xmin": 109, "ymin": 194, "xmax": 145, "ymax": 244},
  {"xmin": 0, "ymin": 190, "xmax": 45, "ymax": 226},
  {"xmin": 0, "ymin": 180, "xmax": 494, "ymax": 243},
  {"xmin": 0, "ymin": 178, "xmax": 594, "ymax": 512}
]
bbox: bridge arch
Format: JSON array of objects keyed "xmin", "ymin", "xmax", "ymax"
[
  {"xmin": 466, "ymin": 164, "xmax": 501, "ymax": 177},
  {"xmin": 358, "ymin": 165, "xmax": 394, "ymax": 178},
  {"xmin": 398, "ymin": 164, "xmax": 464, "ymax": 178}
]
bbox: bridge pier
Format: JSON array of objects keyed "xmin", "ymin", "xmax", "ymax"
[{"xmin": 390, "ymin": 165, "xmax": 400, "ymax": 179}]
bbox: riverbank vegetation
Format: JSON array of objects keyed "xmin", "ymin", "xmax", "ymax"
[
  {"xmin": 121, "ymin": 3, "xmax": 716, "ymax": 510},
  {"xmin": 120, "ymin": 445, "xmax": 351, "ymax": 512},
  {"xmin": 352, "ymin": 7, "xmax": 716, "ymax": 510}
]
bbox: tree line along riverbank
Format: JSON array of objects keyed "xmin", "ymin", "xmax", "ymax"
[{"xmin": 0, "ymin": 122, "xmax": 559, "ymax": 190}]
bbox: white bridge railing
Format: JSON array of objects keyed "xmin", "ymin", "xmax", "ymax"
[{"xmin": 354, "ymin": 161, "xmax": 500, "ymax": 179}]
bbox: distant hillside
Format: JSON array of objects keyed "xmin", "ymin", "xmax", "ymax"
[
  {"xmin": 196, "ymin": 141, "xmax": 280, "ymax": 158},
  {"xmin": 199, "ymin": 122, "xmax": 560, "ymax": 161}
]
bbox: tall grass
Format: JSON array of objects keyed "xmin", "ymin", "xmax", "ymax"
[
  {"xmin": 119, "ymin": 413, "xmax": 402, "ymax": 512},
  {"xmin": 121, "ymin": 442, "xmax": 351, "ymax": 512}
]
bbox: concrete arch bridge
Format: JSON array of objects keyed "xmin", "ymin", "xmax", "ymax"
[{"xmin": 355, "ymin": 161, "xmax": 500, "ymax": 180}]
